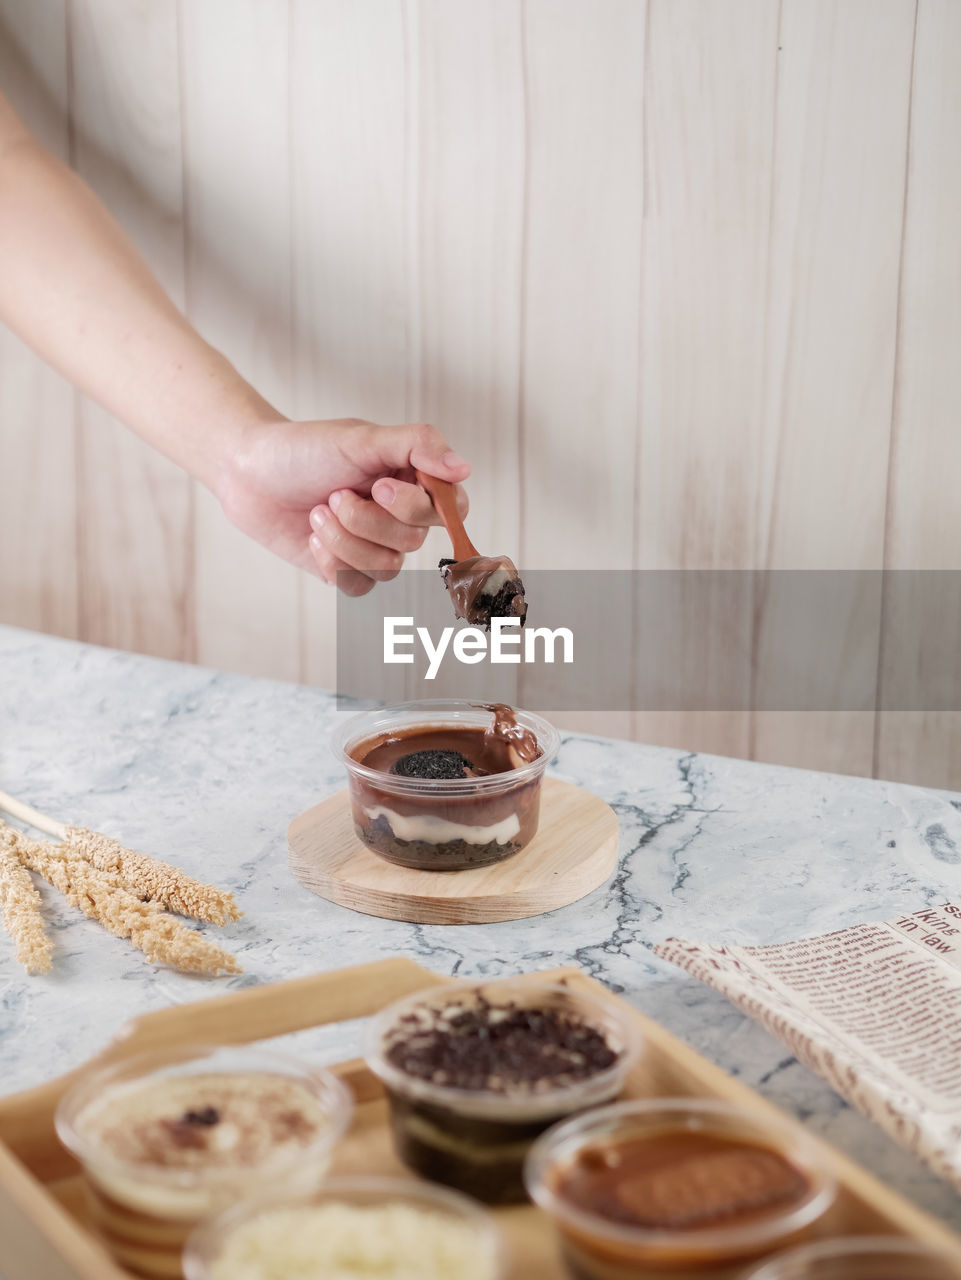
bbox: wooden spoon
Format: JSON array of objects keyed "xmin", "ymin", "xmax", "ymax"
[
  {"xmin": 414, "ymin": 470, "xmax": 478, "ymax": 560},
  {"xmin": 414, "ymin": 469, "xmax": 527, "ymax": 628}
]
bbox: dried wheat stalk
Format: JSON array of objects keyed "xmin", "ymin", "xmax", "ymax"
[
  {"xmin": 0, "ymin": 822, "xmax": 240, "ymax": 977},
  {"xmin": 0, "ymin": 842, "xmax": 52, "ymax": 975},
  {"xmin": 63, "ymin": 826, "xmax": 241, "ymax": 925}
]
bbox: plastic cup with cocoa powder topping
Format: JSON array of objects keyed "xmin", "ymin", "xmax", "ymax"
[
  {"xmin": 332, "ymin": 700, "xmax": 560, "ymax": 871},
  {"xmin": 524, "ymin": 1099, "xmax": 837, "ymax": 1280},
  {"xmin": 366, "ymin": 977, "xmax": 642, "ymax": 1205},
  {"xmin": 55, "ymin": 1044, "xmax": 352, "ymax": 1279},
  {"xmin": 744, "ymin": 1237, "xmax": 961, "ymax": 1280},
  {"xmin": 182, "ymin": 1175, "xmax": 505, "ymax": 1280}
]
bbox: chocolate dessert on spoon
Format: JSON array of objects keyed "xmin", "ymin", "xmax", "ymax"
[{"xmin": 415, "ymin": 470, "xmax": 527, "ymax": 629}]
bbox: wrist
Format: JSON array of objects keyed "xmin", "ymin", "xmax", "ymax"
[
  {"xmin": 202, "ymin": 385, "xmax": 286, "ymax": 503},
  {"xmin": 151, "ymin": 337, "xmax": 286, "ymax": 499}
]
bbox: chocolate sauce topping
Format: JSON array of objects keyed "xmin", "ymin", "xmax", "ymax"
[
  {"xmin": 555, "ymin": 1130, "xmax": 810, "ymax": 1233},
  {"xmin": 439, "ymin": 556, "xmax": 527, "ymax": 629},
  {"xmin": 480, "ymin": 703, "xmax": 539, "ymax": 767},
  {"xmin": 355, "ymin": 705, "xmax": 540, "ymax": 778}
]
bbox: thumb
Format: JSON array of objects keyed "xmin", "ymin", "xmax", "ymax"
[{"xmin": 374, "ymin": 422, "xmax": 470, "ymax": 481}]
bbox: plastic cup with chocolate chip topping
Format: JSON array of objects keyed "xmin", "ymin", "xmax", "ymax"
[
  {"xmin": 55, "ymin": 1044, "xmax": 353, "ymax": 1279},
  {"xmin": 744, "ymin": 1237, "xmax": 961, "ymax": 1280},
  {"xmin": 332, "ymin": 700, "xmax": 560, "ymax": 871},
  {"xmin": 183, "ymin": 1175, "xmax": 505, "ymax": 1280},
  {"xmin": 524, "ymin": 1099, "xmax": 836, "ymax": 1280},
  {"xmin": 366, "ymin": 977, "xmax": 642, "ymax": 1204}
]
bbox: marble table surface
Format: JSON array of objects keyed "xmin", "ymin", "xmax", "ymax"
[{"xmin": 2, "ymin": 624, "xmax": 961, "ymax": 1234}]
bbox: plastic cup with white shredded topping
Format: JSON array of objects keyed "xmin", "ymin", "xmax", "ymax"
[
  {"xmin": 56, "ymin": 1044, "xmax": 352, "ymax": 1279},
  {"xmin": 182, "ymin": 1176, "xmax": 504, "ymax": 1280}
]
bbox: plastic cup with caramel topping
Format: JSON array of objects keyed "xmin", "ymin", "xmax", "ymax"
[
  {"xmin": 366, "ymin": 978, "xmax": 642, "ymax": 1205},
  {"xmin": 744, "ymin": 1237, "xmax": 961, "ymax": 1280},
  {"xmin": 524, "ymin": 1099, "xmax": 836, "ymax": 1279},
  {"xmin": 333, "ymin": 700, "xmax": 560, "ymax": 871},
  {"xmin": 55, "ymin": 1045, "xmax": 353, "ymax": 1279}
]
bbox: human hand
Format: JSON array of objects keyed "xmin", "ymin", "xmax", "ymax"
[{"xmin": 216, "ymin": 417, "xmax": 470, "ymax": 595}]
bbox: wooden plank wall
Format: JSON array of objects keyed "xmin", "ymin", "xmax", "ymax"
[
  {"xmin": 0, "ymin": 0, "xmax": 76, "ymax": 641},
  {"xmin": 0, "ymin": 0, "xmax": 958, "ymax": 789}
]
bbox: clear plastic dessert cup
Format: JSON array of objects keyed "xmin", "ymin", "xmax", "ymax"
[
  {"xmin": 183, "ymin": 1175, "xmax": 505, "ymax": 1280},
  {"xmin": 744, "ymin": 1237, "xmax": 961, "ymax": 1280},
  {"xmin": 524, "ymin": 1099, "xmax": 837, "ymax": 1279},
  {"xmin": 332, "ymin": 699, "xmax": 560, "ymax": 871},
  {"xmin": 366, "ymin": 977, "xmax": 642, "ymax": 1205},
  {"xmin": 55, "ymin": 1044, "xmax": 353, "ymax": 1279}
]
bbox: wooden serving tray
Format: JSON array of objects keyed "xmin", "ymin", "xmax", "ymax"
[
  {"xmin": 288, "ymin": 777, "xmax": 619, "ymax": 923},
  {"xmin": 1, "ymin": 957, "xmax": 961, "ymax": 1280}
]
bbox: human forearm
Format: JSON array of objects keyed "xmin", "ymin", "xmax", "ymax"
[
  {"xmin": 0, "ymin": 97, "xmax": 274, "ymax": 492},
  {"xmin": 0, "ymin": 93, "xmax": 471, "ymax": 592}
]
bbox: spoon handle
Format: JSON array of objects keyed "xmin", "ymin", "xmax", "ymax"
[{"xmin": 414, "ymin": 469, "xmax": 478, "ymax": 561}]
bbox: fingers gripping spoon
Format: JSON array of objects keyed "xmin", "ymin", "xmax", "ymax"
[{"xmin": 414, "ymin": 470, "xmax": 528, "ymax": 629}]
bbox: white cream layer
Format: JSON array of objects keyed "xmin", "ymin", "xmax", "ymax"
[
  {"xmin": 477, "ymin": 565, "xmax": 511, "ymax": 597},
  {"xmin": 364, "ymin": 805, "xmax": 520, "ymax": 846}
]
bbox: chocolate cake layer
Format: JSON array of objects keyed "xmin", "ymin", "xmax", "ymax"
[{"xmin": 361, "ymin": 818, "xmax": 521, "ymax": 871}]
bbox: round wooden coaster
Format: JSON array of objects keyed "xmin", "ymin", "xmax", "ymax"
[{"xmin": 287, "ymin": 777, "xmax": 619, "ymax": 925}]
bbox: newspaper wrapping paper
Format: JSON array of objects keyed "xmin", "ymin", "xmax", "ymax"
[{"xmin": 655, "ymin": 902, "xmax": 961, "ymax": 1190}]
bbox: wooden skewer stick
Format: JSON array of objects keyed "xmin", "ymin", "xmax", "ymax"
[{"xmin": 0, "ymin": 789, "xmax": 65, "ymax": 839}]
